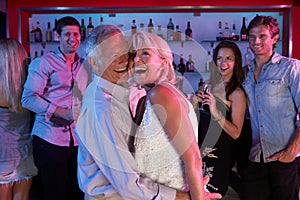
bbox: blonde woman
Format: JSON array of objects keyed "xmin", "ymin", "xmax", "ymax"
[
  {"xmin": 0, "ymin": 38, "xmax": 37, "ymax": 200},
  {"xmin": 130, "ymin": 31, "xmax": 221, "ymax": 200}
]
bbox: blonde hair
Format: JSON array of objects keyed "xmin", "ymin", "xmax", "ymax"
[
  {"xmin": 130, "ymin": 31, "xmax": 176, "ymax": 85},
  {"xmin": 0, "ymin": 38, "xmax": 29, "ymax": 112}
]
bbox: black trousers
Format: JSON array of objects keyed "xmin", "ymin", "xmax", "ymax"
[
  {"xmin": 240, "ymin": 157, "xmax": 300, "ymax": 200},
  {"xmin": 32, "ymin": 135, "xmax": 84, "ymax": 200}
]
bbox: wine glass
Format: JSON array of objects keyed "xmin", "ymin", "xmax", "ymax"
[{"xmin": 199, "ymin": 84, "xmax": 209, "ymax": 111}]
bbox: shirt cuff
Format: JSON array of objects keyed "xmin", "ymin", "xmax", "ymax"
[
  {"xmin": 45, "ymin": 104, "xmax": 57, "ymax": 121},
  {"xmin": 295, "ymin": 114, "xmax": 300, "ymax": 126},
  {"xmin": 154, "ymin": 184, "xmax": 176, "ymax": 200}
]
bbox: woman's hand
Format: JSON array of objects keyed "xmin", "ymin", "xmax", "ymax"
[{"xmin": 202, "ymin": 91, "xmax": 219, "ymax": 118}]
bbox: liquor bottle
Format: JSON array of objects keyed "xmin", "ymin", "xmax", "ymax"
[
  {"xmin": 131, "ymin": 19, "xmax": 137, "ymax": 35},
  {"xmin": 46, "ymin": 22, "xmax": 53, "ymax": 42},
  {"xmin": 80, "ymin": 19, "xmax": 86, "ymax": 41},
  {"xmin": 185, "ymin": 21, "xmax": 192, "ymax": 41},
  {"xmin": 40, "ymin": 50, "xmax": 44, "ymax": 56},
  {"xmin": 173, "ymin": 25, "xmax": 181, "ymax": 41},
  {"xmin": 222, "ymin": 21, "xmax": 231, "ymax": 40},
  {"xmin": 186, "ymin": 54, "xmax": 195, "ymax": 72},
  {"xmin": 139, "ymin": 23, "xmax": 145, "ymax": 32},
  {"xmin": 231, "ymin": 23, "xmax": 239, "ymax": 41},
  {"xmin": 240, "ymin": 17, "xmax": 248, "ymax": 41},
  {"xmin": 99, "ymin": 16, "xmax": 104, "ymax": 25},
  {"xmin": 206, "ymin": 51, "xmax": 213, "ymax": 72},
  {"xmin": 244, "ymin": 46, "xmax": 253, "ymax": 66},
  {"xmin": 157, "ymin": 25, "xmax": 164, "ymax": 39},
  {"xmin": 87, "ymin": 17, "xmax": 94, "ymax": 35},
  {"xmin": 167, "ymin": 18, "xmax": 174, "ymax": 41},
  {"xmin": 29, "ymin": 24, "xmax": 35, "ymax": 42},
  {"xmin": 216, "ymin": 21, "xmax": 223, "ymax": 41},
  {"xmin": 177, "ymin": 54, "xmax": 186, "ymax": 75},
  {"xmin": 34, "ymin": 21, "xmax": 42, "ymax": 42},
  {"xmin": 53, "ymin": 19, "xmax": 59, "ymax": 42},
  {"xmin": 148, "ymin": 18, "xmax": 154, "ymax": 33},
  {"xmin": 33, "ymin": 51, "xmax": 38, "ymax": 59}
]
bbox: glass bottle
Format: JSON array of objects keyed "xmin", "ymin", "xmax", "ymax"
[
  {"xmin": 240, "ymin": 17, "xmax": 248, "ymax": 41},
  {"xmin": 186, "ymin": 54, "xmax": 195, "ymax": 72},
  {"xmin": 139, "ymin": 23, "xmax": 145, "ymax": 32},
  {"xmin": 231, "ymin": 23, "xmax": 239, "ymax": 41},
  {"xmin": 87, "ymin": 17, "xmax": 94, "ymax": 35},
  {"xmin": 80, "ymin": 19, "xmax": 86, "ymax": 41},
  {"xmin": 131, "ymin": 19, "xmax": 137, "ymax": 35},
  {"xmin": 167, "ymin": 18, "xmax": 174, "ymax": 41},
  {"xmin": 46, "ymin": 22, "xmax": 52, "ymax": 42},
  {"xmin": 34, "ymin": 21, "xmax": 42, "ymax": 42},
  {"xmin": 157, "ymin": 25, "xmax": 164, "ymax": 39},
  {"xmin": 185, "ymin": 21, "xmax": 192, "ymax": 41},
  {"xmin": 29, "ymin": 23, "xmax": 35, "ymax": 42},
  {"xmin": 53, "ymin": 19, "xmax": 59, "ymax": 42},
  {"xmin": 173, "ymin": 25, "xmax": 181, "ymax": 41},
  {"xmin": 99, "ymin": 16, "xmax": 104, "ymax": 25},
  {"xmin": 216, "ymin": 21, "xmax": 223, "ymax": 41},
  {"xmin": 222, "ymin": 21, "xmax": 231, "ymax": 40},
  {"xmin": 148, "ymin": 18, "xmax": 154, "ymax": 33}
]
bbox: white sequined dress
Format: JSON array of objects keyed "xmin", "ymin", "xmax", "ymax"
[{"xmin": 134, "ymin": 83, "xmax": 198, "ymax": 191}]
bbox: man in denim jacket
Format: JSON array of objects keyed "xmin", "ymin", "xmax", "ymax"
[{"xmin": 242, "ymin": 15, "xmax": 300, "ymax": 200}]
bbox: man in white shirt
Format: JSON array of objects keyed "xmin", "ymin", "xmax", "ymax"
[{"xmin": 75, "ymin": 24, "xmax": 192, "ymax": 200}]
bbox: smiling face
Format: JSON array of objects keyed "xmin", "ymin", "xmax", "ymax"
[
  {"xmin": 59, "ymin": 25, "xmax": 81, "ymax": 54},
  {"xmin": 248, "ymin": 25, "xmax": 278, "ymax": 58},
  {"xmin": 100, "ymin": 33, "xmax": 129, "ymax": 85},
  {"xmin": 216, "ymin": 47, "xmax": 235, "ymax": 82},
  {"xmin": 133, "ymin": 48, "xmax": 164, "ymax": 85}
]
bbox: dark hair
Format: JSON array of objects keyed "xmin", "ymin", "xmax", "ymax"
[
  {"xmin": 212, "ymin": 41, "xmax": 244, "ymax": 99},
  {"xmin": 247, "ymin": 15, "xmax": 280, "ymax": 49},
  {"xmin": 56, "ymin": 16, "xmax": 80, "ymax": 36}
]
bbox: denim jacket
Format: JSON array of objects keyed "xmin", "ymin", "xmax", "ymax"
[{"xmin": 242, "ymin": 52, "xmax": 300, "ymax": 162}]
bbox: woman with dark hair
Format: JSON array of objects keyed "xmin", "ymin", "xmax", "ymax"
[{"xmin": 192, "ymin": 40, "xmax": 248, "ymax": 198}]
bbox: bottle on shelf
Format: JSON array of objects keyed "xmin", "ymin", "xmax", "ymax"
[
  {"xmin": 240, "ymin": 17, "xmax": 248, "ymax": 41},
  {"xmin": 173, "ymin": 25, "xmax": 181, "ymax": 41},
  {"xmin": 34, "ymin": 21, "xmax": 42, "ymax": 42},
  {"xmin": 177, "ymin": 54, "xmax": 186, "ymax": 75},
  {"xmin": 185, "ymin": 21, "xmax": 192, "ymax": 41},
  {"xmin": 80, "ymin": 19, "xmax": 86, "ymax": 41},
  {"xmin": 139, "ymin": 23, "xmax": 145, "ymax": 32},
  {"xmin": 40, "ymin": 50, "xmax": 44, "ymax": 57},
  {"xmin": 172, "ymin": 54, "xmax": 177, "ymax": 70},
  {"xmin": 244, "ymin": 46, "xmax": 253, "ymax": 66},
  {"xmin": 216, "ymin": 21, "xmax": 223, "ymax": 41},
  {"xmin": 206, "ymin": 51, "xmax": 214, "ymax": 72},
  {"xmin": 157, "ymin": 25, "xmax": 164, "ymax": 39},
  {"xmin": 231, "ymin": 23, "xmax": 239, "ymax": 41},
  {"xmin": 131, "ymin": 19, "xmax": 137, "ymax": 35},
  {"xmin": 46, "ymin": 22, "xmax": 53, "ymax": 42},
  {"xmin": 53, "ymin": 19, "xmax": 59, "ymax": 42},
  {"xmin": 167, "ymin": 18, "xmax": 174, "ymax": 41},
  {"xmin": 186, "ymin": 54, "xmax": 195, "ymax": 72},
  {"xmin": 222, "ymin": 21, "xmax": 231, "ymax": 40},
  {"xmin": 29, "ymin": 23, "xmax": 35, "ymax": 42},
  {"xmin": 87, "ymin": 17, "xmax": 94, "ymax": 36},
  {"xmin": 148, "ymin": 18, "xmax": 154, "ymax": 33},
  {"xmin": 99, "ymin": 16, "xmax": 104, "ymax": 25},
  {"xmin": 33, "ymin": 51, "xmax": 38, "ymax": 59}
]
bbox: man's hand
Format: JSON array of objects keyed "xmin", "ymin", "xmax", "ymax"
[{"xmin": 51, "ymin": 107, "xmax": 74, "ymax": 126}]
